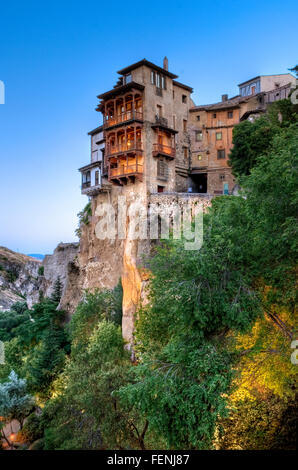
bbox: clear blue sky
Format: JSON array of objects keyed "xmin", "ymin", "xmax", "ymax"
[{"xmin": 0, "ymin": 0, "xmax": 297, "ymax": 254}]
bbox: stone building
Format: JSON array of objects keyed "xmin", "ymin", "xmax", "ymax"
[
  {"xmin": 77, "ymin": 60, "xmax": 296, "ymax": 345},
  {"xmin": 189, "ymin": 73, "xmax": 296, "ymax": 195},
  {"xmin": 80, "ymin": 57, "xmax": 194, "ymax": 195}
]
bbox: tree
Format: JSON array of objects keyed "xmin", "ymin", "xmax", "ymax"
[
  {"xmin": 51, "ymin": 276, "xmax": 63, "ymax": 304},
  {"xmin": 228, "ymin": 96, "xmax": 297, "ymax": 178},
  {"xmin": 228, "ymin": 116, "xmax": 276, "ymax": 177},
  {"xmin": 0, "ymin": 371, "xmax": 34, "ymax": 441},
  {"xmin": 117, "ymin": 122, "xmax": 298, "ymax": 449},
  {"xmin": 0, "ymin": 299, "xmax": 69, "ymax": 397}
]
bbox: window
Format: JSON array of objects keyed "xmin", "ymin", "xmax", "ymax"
[
  {"xmin": 124, "ymin": 74, "xmax": 132, "ymax": 84},
  {"xmin": 157, "ymin": 105, "xmax": 162, "ymax": 118},
  {"xmin": 183, "ymin": 119, "xmax": 187, "ymax": 131},
  {"xmin": 217, "ymin": 149, "xmax": 225, "ymax": 159},
  {"xmin": 156, "ymin": 74, "xmax": 161, "ymax": 88},
  {"xmin": 213, "ymin": 113, "xmax": 217, "ymax": 118},
  {"xmin": 228, "ymin": 111, "xmax": 233, "ymax": 119},
  {"xmin": 195, "ymin": 130, "xmax": 203, "ymax": 141},
  {"xmin": 251, "ymin": 85, "xmax": 256, "ymax": 95},
  {"xmin": 157, "ymin": 185, "xmax": 164, "ymax": 193},
  {"xmin": 95, "ymin": 170, "xmax": 99, "ymax": 185},
  {"xmin": 157, "ymin": 160, "xmax": 168, "ymax": 180},
  {"xmin": 182, "ymin": 94, "xmax": 187, "ymax": 103},
  {"xmin": 152, "ymin": 70, "xmax": 166, "ymax": 89},
  {"xmin": 216, "ymin": 132, "xmax": 222, "ymax": 140},
  {"xmin": 173, "ymin": 90, "xmax": 175, "ymax": 98},
  {"xmin": 197, "ymin": 115, "xmax": 200, "ymax": 121},
  {"xmin": 219, "ymin": 174, "xmax": 225, "ymax": 181},
  {"xmin": 173, "ymin": 115, "xmax": 176, "ymax": 129},
  {"xmin": 183, "ymin": 147, "xmax": 188, "ymax": 159}
]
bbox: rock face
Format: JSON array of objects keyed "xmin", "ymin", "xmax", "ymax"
[
  {"xmin": 0, "ymin": 243, "xmax": 80, "ymax": 314},
  {"xmin": 41, "ymin": 242, "xmax": 80, "ymax": 314},
  {"xmin": 0, "ymin": 247, "xmax": 42, "ymax": 311},
  {"xmin": 75, "ymin": 192, "xmax": 212, "ymax": 347}
]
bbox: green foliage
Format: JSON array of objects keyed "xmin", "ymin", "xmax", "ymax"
[
  {"xmin": 50, "ymin": 276, "xmax": 63, "ymax": 303},
  {"xmin": 5, "ymin": 266, "xmax": 19, "ymax": 283},
  {"xmin": 75, "ymin": 202, "xmax": 92, "ymax": 238},
  {"xmin": 228, "ymin": 98, "xmax": 297, "ymax": 177},
  {"xmin": 19, "ymin": 412, "xmax": 44, "ymax": 443},
  {"xmin": 228, "ymin": 116, "xmax": 276, "ymax": 177},
  {"xmin": 0, "ymin": 302, "xmax": 30, "ymax": 342},
  {"xmin": 43, "ymin": 320, "xmax": 136, "ymax": 450},
  {"xmin": 117, "ymin": 122, "xmax": 298, "ymax": 450},
  {"xmin": 38, "ymin": 266, "xmax": 44, "ymax": 276},
  {"xmin": 0, "ymin": 299, "xmax": 69, "ymax": 398},
  {"xmin": 0, "ymin": 371, "xmax": 34, "ymax": 428},
  {"xmin": 241, "ymin": 122, "xmax": 298, "ymax": 307},
  {"xmin": 217, "ymin": 392, "xmax": 297, "ymax": 450}
]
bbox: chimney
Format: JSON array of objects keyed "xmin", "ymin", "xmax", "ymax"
[
  {"xmin": 222, "ymin": 94, "xmax": 228, "ymax": 102},
  {"xmin": 163, "ymin": 56, "xmax": 168, "ymax": 71}
]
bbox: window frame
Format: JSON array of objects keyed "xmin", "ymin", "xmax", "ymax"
[{"xmin": 217, "ymin": 149, "xmax": 226, "ymax": 159}]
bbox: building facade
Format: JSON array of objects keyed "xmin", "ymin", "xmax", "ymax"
[
  {"xmin": 80, "ymin": 64, "xmax": 296, "ymax": 198},
  {"xmin": 188, "ymin": 74, "xmax": 296, "ymax": 195}
]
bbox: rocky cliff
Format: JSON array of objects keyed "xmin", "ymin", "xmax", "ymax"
[
  {"xmin": 74, "ymin": 192, "xmax": 212, "ymax": 347},
  {"xmin": 42, "ymin": 242, "xmax": 80, "ymax": 315},
  {"xmin": 0, "ymin": 247, "xmax": 42, "ymax": 311}
]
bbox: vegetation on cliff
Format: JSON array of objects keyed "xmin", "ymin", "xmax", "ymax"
[{"xmin": 0, "ymin": 105, "xmax": 297, "ymax": 449}]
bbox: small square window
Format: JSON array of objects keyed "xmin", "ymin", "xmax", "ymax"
[
  {"xmin": 183, "ymin": 119, "xmax": 187, "ymax": 131},
  {"xmin": 213, "ymin": 113, "xmax": 217, "ymax": 118},
  {"xmin": 197, "ymin": 115, "xmax": 200, "ymax": 121},
  {"xmin": 219, "ymin": 174, "xmax": 225, "ymax": 181},
  {"xmin": 216, "ymin": 132, "xmax": 222, "ymax": 140},
  {"xmin": 217, "ymin": 149, "xmax": 225, "ymax": 159},
  {"xmin": 184, "ymin": 147, "xmax": 188, "ymax": 159},
  {"xmin": 182, "ymin": 95, "xmax": 187, "ymax": 103},
  {"xmin": 228, "ymin": 111, "xmax": 233, "ymax": 119},
  {"xmin": 195, "ymin": 130, "xmax": 203, "ymax": 141}
]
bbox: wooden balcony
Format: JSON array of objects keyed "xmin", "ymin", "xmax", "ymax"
[
  {"xmin": 106, "ymin": 141, "xmax": 143, "ymax": 157},
  {"xmin": 104, "ymin": 110, "xmax": 143, "ymax": 129},
  {"xmin": 81, "ymin": 181, "xmax": 91, "ymax": 189},
  {"xmin": 152, "ymin": 143, "xmax": 175, "ymax": 159},
  {"xmin": 109, "ymin": 163, "xmax": 143, "ymax": 185}
]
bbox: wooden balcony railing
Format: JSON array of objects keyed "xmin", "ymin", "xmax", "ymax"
[
  {"xmin": 153, "ymin": 143, "xmax": 175, "ymax": 158},
  {"xmin": 104, "ymin": 110, "xmax": 143, "ymax": 128},
  {"xmin": 106, "ymin": 141, "xmax": 143, "ymax": 156},
  {"xmin": 81, "ymin": 181, "xmax": 91, "ymax": 189},
  {"xmin": 109, "ymin": 163, "xmax": 143, "ymax": 179}
]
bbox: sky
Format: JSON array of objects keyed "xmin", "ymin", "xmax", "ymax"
[{"xmin": 0, "ymin": 0, "xmax": 297, "ymax": 254}]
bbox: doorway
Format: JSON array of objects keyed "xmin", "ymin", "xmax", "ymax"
[{"xmin": 189, "ymin": 173, "xmax": 207, "ymax": 193}]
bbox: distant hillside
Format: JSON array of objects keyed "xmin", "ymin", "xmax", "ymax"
[
  {"xmin": 27, "ymin": 253, "xmax": 45, "ymax": 261},
  {"xmin": 0, "ymin": 246, "xmax": 42, "ymax": 311}
]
